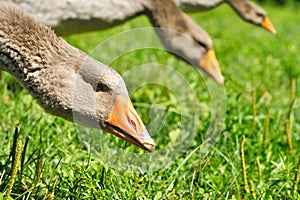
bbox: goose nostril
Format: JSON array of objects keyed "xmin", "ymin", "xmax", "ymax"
[{"xmin": 129, "ymin": 118, "xmax": 137, "ymax": 131}]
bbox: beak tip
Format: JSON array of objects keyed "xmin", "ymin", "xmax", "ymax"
[
  {"xmin": 145, "ymin": 144, "xmax": 155, "ymax": 152},
  {"xmin": 215, "ymin": 74, "xmax": 224, "ymax": 84},
  {"xmin": 141, "ymin": 131, "xmax": 155, "ymax": 152},
  {"xmin": 270, "ymin": 28, "xmax": 277, "ymax": 34},
  {"xmin": 262, "ymin": 17, "xmax": 276, "ymax": 34}
]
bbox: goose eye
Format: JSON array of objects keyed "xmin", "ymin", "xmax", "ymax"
[
  {"xmin": 196, "ymin": 40, "xmax": 208, "ymax": 50},
  {"xmin": 95, "ymin": 82, "xmax": 110, "ymax": 92}
]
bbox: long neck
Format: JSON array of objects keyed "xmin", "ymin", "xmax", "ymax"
[
  {"xmin": 0, "ymin": 5, "xmax": 86, "ymax": 117},
  {"xmin": 227, "ymin": 0, "xmax": 250, "ymax": 15},
  {"xmin": 143, "ymin": 0, "xmax": 182, "ymax": 29},
  {"xmin": 1, "ymin": 15, "xmax": 55, "ymax": 73}
]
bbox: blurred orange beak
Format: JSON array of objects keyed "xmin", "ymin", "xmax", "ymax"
[
  {"xmin": 262, "ymin": 17, "xmax": 276, "ymax": 34},
  {"xmin": 200, "ymin": 50, "xmax": 224, "ymax": 84},
  {"xmin": 104, "ymin": 95, "xmax": 155, "ymax": 152}
]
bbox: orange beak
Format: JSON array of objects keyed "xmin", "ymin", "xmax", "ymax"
[
  {"xmin": 200, "ymin": 50, "xmax": 224, "ymax": 84},
  {"xmin": 104, "ymin": 95, "xmax": 155, "ymax": 152},
  {"xmin": 262, "ymin": 17, "xmax": 276, "ymax": 34}
]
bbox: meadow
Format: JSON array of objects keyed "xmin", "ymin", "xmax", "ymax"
[{"xmin": 1, "ymin": 3, "xmax": 300, "ymax": 199}]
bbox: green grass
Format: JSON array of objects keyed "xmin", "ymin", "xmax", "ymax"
[{"xmin": 1, "ymin": 3, "xmax": 300, "ymax": 199}]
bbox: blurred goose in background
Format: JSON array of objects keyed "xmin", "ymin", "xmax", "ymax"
[
  {"xmin": 175, "ymin": 0, "xmax": 276, "ymax": 34},
  {"xmin": 8, "ymin": 0, "xmax": 223, "ymax": 83},
  {"xmin": 0, "ymin": 3, "xmax": 155, "ymax": 152},
  {"xmin": 144, "ymin": 0, "xmax": 223, "ymax": 83}
]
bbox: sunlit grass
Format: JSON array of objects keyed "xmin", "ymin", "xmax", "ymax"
[{"xmin": 0, "ymin": 3, "xmax": 300, "ymax": 199}]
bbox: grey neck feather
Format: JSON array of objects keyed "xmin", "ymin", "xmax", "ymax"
[{"xmin": 0, "ymin": 4, "xmax": 82, "ymax": 94}]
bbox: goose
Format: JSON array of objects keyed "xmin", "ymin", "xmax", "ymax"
[
  {"xmin": 175, "ymin": 0, "xmax": 276, "ymax": 34},
  {"xmin": 144, "ymin": 0, "xmax": 223, "ymax": 83},
  {"xmin": 8, "ymin": 0, "xmax": 223, "ymax": 83},
  {"xmin": 0, "ymin": 3, "xmax": 155, "ymax": 152}
]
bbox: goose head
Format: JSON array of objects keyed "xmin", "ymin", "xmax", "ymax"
[
  {"xmin": 228, "ymin": 0, "xmax": 276, "ymax": 34},
  {"xmin": 144, "ymin": 0, "xmax": 224, "ymax": 84},
  {"xmin": 0, "ymin": 3, "xmax": 155, "ymax": 152},
  {"xmin": 74, "ymin": 58, "xmax": 155, "ymax": 152}
]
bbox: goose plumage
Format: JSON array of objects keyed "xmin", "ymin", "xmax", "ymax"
[{"xmin": 0, "ymin": 2, "xmax": 155, "ymax": 152}]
